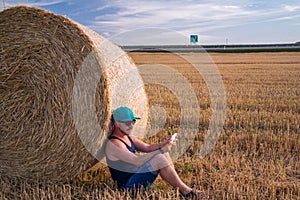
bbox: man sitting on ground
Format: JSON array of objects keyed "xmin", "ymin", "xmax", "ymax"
[{"xmin": 105, "ymin": 106, "xmax": 209, "ymax": 199}]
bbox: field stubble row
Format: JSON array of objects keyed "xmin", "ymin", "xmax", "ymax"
[{"xmin": 128, "ymin": 52, "xmax": 300, "ymax": 199}]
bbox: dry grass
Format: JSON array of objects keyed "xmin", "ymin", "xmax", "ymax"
[
  {"xmin": 0, "ymin": 6, "xmax": 102, "ymax": 182},
  {"xmin": 1, "ymin": 50, "xmax": 299, "ymax": 199},
  {"xmin": 130, "ymin": 52, "xmax": 300, "ymax": 199},
  {"xmin": 0, "ymin": 6, "xmax": 148, "ymax": 182}
]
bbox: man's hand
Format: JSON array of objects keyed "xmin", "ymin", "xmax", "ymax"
[{"xmin": 161, "ymin": 138, "xmax": 176, "ymax": 153}]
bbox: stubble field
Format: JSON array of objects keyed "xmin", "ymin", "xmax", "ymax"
[{"xmin": 1, "ymin": 52, "xmax": 299, "ymax": 199}]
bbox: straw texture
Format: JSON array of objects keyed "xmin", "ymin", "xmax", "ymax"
[{"xmin": 0, "ymin": 6, "xmax": 148, "ymax": 182}]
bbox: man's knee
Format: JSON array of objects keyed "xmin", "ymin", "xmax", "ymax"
[{"xmin": 150, "ymin": 152, "xmax": 172, "ymax": 170}]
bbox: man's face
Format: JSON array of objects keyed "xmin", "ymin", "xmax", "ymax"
[{"xmin": 116, "ymin": 120, "xmax": 136, "ymax": 135}]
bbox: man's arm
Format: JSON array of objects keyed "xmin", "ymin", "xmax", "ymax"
[
  {"xmin": 106, "ymin": 139, "xmax": 170, "ymax": 167},
  {"xmin": 132, "ymin": 136, "xmax": 170, "ymax": 153}
]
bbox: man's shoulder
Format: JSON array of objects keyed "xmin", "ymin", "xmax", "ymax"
[
  {"xmin": 107, "ymin": 137, "xmax": 129, "ymax": 149},
  {"xmin": 129, "ymin": 134, "xmax": 140, "ymax": 142}
]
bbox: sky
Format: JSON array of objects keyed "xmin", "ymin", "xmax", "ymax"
[{"xmin": 1, "ymin": 0, "xmax": 300, "ymax": 45}]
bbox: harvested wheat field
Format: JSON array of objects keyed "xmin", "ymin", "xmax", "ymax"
[{"xmin": 1, "ymin": 51, "xmax": 299, "ymax": 199}]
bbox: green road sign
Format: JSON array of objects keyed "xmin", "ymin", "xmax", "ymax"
[{"xmin": 190, "ymin": 35, "xmax": 198, "ymax": 43}]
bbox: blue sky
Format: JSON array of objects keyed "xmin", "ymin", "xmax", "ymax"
[{"xmin": 1, "ymin": 0, "xmax": 300, "ymax": 45}]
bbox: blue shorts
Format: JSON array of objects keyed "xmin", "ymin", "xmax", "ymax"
[{"xmin": 121, "ymin": 161, "xmax": 159, "ymax": 191}]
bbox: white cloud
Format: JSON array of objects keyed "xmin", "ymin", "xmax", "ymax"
[
  {"xmin": 283, "ymin": 5, "xmax": 300, "ymax": 12},
  {"xmin": 108, "ymin": 27, "xmax": 188, "ymax": 45},
  {"xmin": 267, "ymin": 14, "xmax": 300, "ymax": 22},
  {"xmin": 2, "ymin": 0, "xmax": 65, "ymax": 8},
  {"xmin": 2, "ymin": 0, "xmax": 298, "ymax": 44},
  {"xmin": 92, "ymin": 0, "xmax": 260, "ymax": 38}
]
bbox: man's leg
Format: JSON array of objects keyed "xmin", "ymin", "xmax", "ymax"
[{"xmin": 149, "ymin": 153, "xmax": 192, "ymax": 195}]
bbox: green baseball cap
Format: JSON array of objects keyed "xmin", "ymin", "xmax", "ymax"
[{"xmin": 112, "ymin": 106, "xmax": 141, "ymax": 122}]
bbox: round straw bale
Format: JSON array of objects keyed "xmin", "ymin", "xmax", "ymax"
[{"xmin": 0, "ymin": 6, "xmax": 148, "ymax": 182}]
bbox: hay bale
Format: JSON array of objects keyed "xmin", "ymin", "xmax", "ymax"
[{"xmin": 0, "ymin": 6, "xmax": 148, "ymax": 182}]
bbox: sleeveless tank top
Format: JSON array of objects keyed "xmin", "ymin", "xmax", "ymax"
[{"xmin": 106, "ymin": 135, "xmax": 139, "ymax": 187}]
